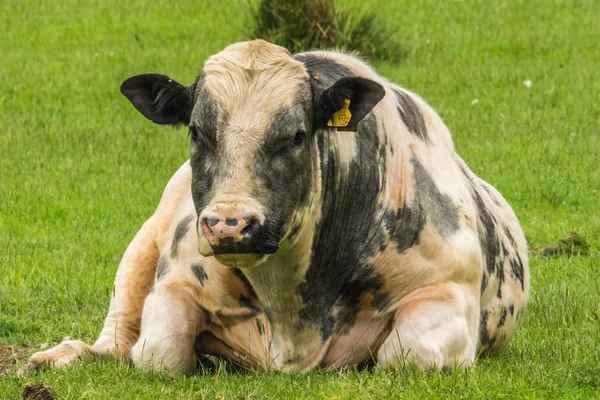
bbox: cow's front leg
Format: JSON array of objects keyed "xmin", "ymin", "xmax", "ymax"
[
  {"xmin": 19, "ymin": 217, "xmax": 160, "ymax": 376},
  {"xmin": 131, "ymin": 277, "xmax": 206, "ymax": 374},
  {"xmin": 377, "ymin": 282, "xmax": 479, "ymax": 371}
]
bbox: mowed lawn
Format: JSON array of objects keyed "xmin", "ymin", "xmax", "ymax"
[{"xmin": 1, "ymin": 0, "xmax": 599, "ymax": 398}]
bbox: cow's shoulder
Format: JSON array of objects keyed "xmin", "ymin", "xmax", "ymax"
[{"xmin": 150, "ymin": 161, "xmax": 193, "ymax": 247}]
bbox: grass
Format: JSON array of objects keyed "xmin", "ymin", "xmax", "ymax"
[{"xmin": 1, "ymin": 0, "xmax": 599, "ymax": 398}]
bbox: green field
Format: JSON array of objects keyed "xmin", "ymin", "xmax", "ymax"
[{"xmin": 1, "ymin": 0, "xmax": 599, "ymax": 398}]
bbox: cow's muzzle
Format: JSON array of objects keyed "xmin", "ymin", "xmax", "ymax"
[{"xmin": 197, "ymin": 202, "xmax": 279, "ymax": 260}]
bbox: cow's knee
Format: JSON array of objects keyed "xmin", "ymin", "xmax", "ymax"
[
  {"xmin": 132, "ymin": 280, "xmax": 205, "ymax": 374},
  {"xmin": 378, "ymin": 316, "xmax": 474, "ymax": 370},
  {"xmin": 131, "ymin": 335, "xmax": 197, "ymax": 374},
  {"xmin": 377, "ymin": 283, "xmax": 478, "ymax": 371}
]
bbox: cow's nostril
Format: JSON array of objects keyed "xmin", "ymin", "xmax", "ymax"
[
  {"xmin": 201, "ymin": 217, "xmax": 214, "ymax": 237},
  {"xmin": 207, "ymin": 218, "xmax": 220, "ymax": 227},
  {"xmin": 241, "ymin": 218, "xmax": 260, "ymax": 236}
]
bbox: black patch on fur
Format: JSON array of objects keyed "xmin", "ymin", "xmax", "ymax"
[
  {"xmin": 482, "ymin": 184, "xmax": 503, "ymax": 206},
  {"xmin": 295, "ymin": 54, "xmax": 353, "ymax": 86},
  {"xmin": 509, "ymin": 304, "xmax": 515, "ymax": 315},
  {"xmin": 191, "ymin": 263, "xmax": 208, "ymax": 286},
  {"xmin": 239, "ymin": 294, "xmax": 261, "ymax": 315},
  {"xmin": 497, "ymin": 307, "xmax": 507, "ymax": 328},
  {"xmin": 256, "ymin": 318, "xmax": 265, "ymax": 335},
  {"xmin": 264, "ymin": 310, "xmax": 275, "ymax": 330},
  {"xmin": 189, "ymin": 78, "xmax": 220, "ymax": 215},
  {"xmin": 393, "ymin": 88, "xmax": 429, "ymax": 143},
  {"xmin": 171, "ymin": 214, "xmax": 195, "ymax": 258},
  {"xmin": 496, "ymin": 244, "xmax": 508, "ymax": 298},
  {"xmin": 156, "ymin": 255, "xmax": 170, "ymax": 281},
  {"xmin": 504, "ymin": 225, "xmax": 517, "ymax": 247},
  {"xmin": 248, "ymin": 220, "xmax": 285, "ymax": 255},
  {"xmin": 460, "ymin": 162, "xmax": 511, "ymax": 303},
  {"xmin": 231, "ymin": 267, "xmax": 258, "ymax": 299},
  {"xmin": 298, "ymin": 111, "xmax": 389, "ymax": 340},
  {"xmin": 510, "ymin": 253, "xmax": 525, "ymax": 290},
  {"xmin": 190, "ymin": 74, "xmax": 220, "ymax": 146},
  {"xmin": 372, "ymin": 292, "xmax": 392, "ymax": 312},
  {"xmin": 385, "ymin": 204, "xmax": 425, "ymax": 253},
  {"xmin": 250, "ymin": 105, "xmax": 313, "ymax": 246},
  {"xmin": 479, "ymin": 310, "xmax": 491, "ymax": 348},
  {"xmin": 472, "ymin": 189, "xmax": 503, "ymax": 278},
  {"xmin": 212, "ymin": 233, "xmax": 279, "ymax": 255},
  {"xmin": 480, "ymin": 272, "xmax": 489, "ymax": 294},
  {"xmin": 264, "ymin": 106, "xmax": 307, "ymax": 146},
  {"xmin": 378, "ymin": 125, "xmax": 389, "ymax": 194},
  {"xmin": 411, "ymin": 157, "xmax": 460, "ymax": 237},
  {"xmin": 385, "ymin": 155, "xmax": 459, "ymax": 252},
  {"xmin": 288, "ymin": 223, "xmax": 302, "ymax": 240}
]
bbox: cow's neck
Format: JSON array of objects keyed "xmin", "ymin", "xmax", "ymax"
[
  {"xmin": 240, "ymin": 219, "xmax": 323, "ymax": 370},
  {"xmin": 240, "ymin": 156, "xmax": 325, "ymax": 370},
  {"xmin": 242, "ymin": 239, "xmax": 311, "ymax": 314}
]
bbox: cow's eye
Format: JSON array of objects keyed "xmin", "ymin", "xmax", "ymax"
[
  {"xmin": 293, "ymin": 130, "xmax": 306, "ymax": 146},
  {"xmin": 189, "ymin": 126, "xmax": 198, "ymax": 141},
  {"xmin": 189, "ymin": 126, "xmax": 216, "ymax": 150}
]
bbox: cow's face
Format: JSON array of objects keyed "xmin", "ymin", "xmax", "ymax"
[{"xmin": 121, "ymin": 41, "xmax": 384, "ymax": 269}]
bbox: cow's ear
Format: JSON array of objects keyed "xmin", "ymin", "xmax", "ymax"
[
  {"xmin": 315, "ymin": 77, "xmax": 385, "ymax": 129},
  {"xmin": 120, "ymin": 74, "xmax": 192, "ymax": 126}
]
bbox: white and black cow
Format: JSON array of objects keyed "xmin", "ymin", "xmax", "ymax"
[{"xmin": 21, "ymin": 40, "xmax": 529, "ymax": 374}]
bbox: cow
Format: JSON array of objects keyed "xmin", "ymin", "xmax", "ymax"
[{"xmin": 20, "ymin": 40, "xmax": 529, "ymax": 375}]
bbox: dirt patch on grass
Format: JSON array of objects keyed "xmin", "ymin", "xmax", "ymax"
[
  {"xmin": 22, "ymin": 383, "xmax": 57, "ymax": 400},
  {"xmin": 0, "ymin": 344, "xmax": 28, "ymax": 376},
  {"xmin": 539, "ymin": 231, "xmax": 590, "ymax": 257}
]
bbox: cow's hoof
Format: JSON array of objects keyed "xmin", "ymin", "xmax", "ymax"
[
  {"xmin": 18, "ymin": 340, "xmax": 90, "ymax": 376},
  {"xmin": 17, "ymin": 361, "xmax": 40, "ymax": 377}
]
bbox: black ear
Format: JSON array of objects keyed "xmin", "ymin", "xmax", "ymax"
[
  {"xmin": 316, "ymin": 77, "xmax": 385, "ymax": 129},
  {"xmin": 120, "ymin": 74, "xmax": 193, "ymax": 126}
]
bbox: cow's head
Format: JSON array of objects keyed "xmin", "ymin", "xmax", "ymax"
[{"xmin": 121, "ymin": 40, "xmax": 384, "ymax": 268}]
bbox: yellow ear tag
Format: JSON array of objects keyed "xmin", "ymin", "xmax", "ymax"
[{"xmin": 327, "ymin": 99, "xmax": 352, "ymax": 128}]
